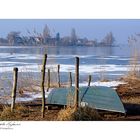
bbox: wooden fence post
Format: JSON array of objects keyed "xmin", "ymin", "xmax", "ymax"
[
  {"xmin": 88, "ymin": 75, "xmax": 92, "ymax": 87},
  {"xmin": 41, "ymin": 54, "xmax": 47, "ymax": 118},
  {"xmin": 69, "ymin": 72, "xmax": 72, "ymax": 87},
  {"xmin": 57, "ymin": 64, "xmax": 60, "ymax": 87},
  {"xmin": 11, "ymin": 67, "xmax": 18, "ymax": 112},
  {"xmin": 47, "ymin": 69, "xmax": 50, "ymax": 92},
  {"xmin": 75, "ymin": 57, "xmax": 79, "ymax": 109}
]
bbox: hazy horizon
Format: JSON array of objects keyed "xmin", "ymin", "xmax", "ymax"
[{"xmin": 0, "ymin": 19, "xmax": 140, "ymax": 44}]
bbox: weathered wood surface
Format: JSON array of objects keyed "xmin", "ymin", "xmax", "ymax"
[
  {"xmin": 47, "ymin": 69, "xmax": 50, "ymax": 92},
  {"xmin": 11, "ymin": 67, "xmax": 18, "ymax": 112},
  {"xmin": 69, "ymin": 72, "xmax": 72, "ymax": 87},
  {"xmin": 75, "ymin": 57, "xmax": 79, "ymax": 109},
  {"xmin": 57, "ymin": 64, "xmax": 60, "ymax": 87},
  {"xmin": 88, "ymin": 75, "xmax": 92, "ymax": 86},
  {"xmin": 41, "ymin": 54, "xmax": 47, "ymax": 118}
]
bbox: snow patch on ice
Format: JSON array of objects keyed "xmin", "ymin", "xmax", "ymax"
[{"xmin": 77, "ymin": 81, "xmax": 125, "ymax": 87}]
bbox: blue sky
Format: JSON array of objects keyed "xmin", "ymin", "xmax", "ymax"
[{"xmin": 0, "ymin": 19, "xmax": 140, "ymax": 44}]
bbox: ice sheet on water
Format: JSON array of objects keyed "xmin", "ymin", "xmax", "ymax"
[
  {"xmin": 48, "ymin": 54, "xmax": 96, "ymax": 59},
  {"xmin": 0, "ymin": 63, "xmax": 131, "ymax": 74},
  {"xmin": 57, "ymin": 64, "xmax": 130, "ymax": 74},
  {"xmin": 0, "ymin": 53, "xmax": 42, "ymax": 59},
  {"xmin": 7, "ymin": 89, "xmax": 52, "ymax": 103},
  {"xmin": 0, "ymin": 53, "xmax": 96, "ymax": 60},
  {"xmin": 77, "ymin": 81, "xmax": 125, "ymax": 87}
]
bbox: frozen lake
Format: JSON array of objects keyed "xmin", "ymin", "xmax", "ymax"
[
  {"xmin": 0, "ymin": 45, "xmax": 137, "ymax": 80},
  {"xmin": 0, "ymin": 45, "xmax": 138, "ymax": 103}
]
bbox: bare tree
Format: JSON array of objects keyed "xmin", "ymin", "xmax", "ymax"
[
  {"xmin": 7, "ymin": 31, "xmax": 20, "ymax": 45},
  {"xmin": 43, "ymin": 25, "xmax": 51, "ymax": 39},
  {"xmin": 101, "ymin": 32, "xmax": 115, "ymax": 46},
  {"xmin": 71, "ymin": 28, "xmax": 77, "ymax": 45}
]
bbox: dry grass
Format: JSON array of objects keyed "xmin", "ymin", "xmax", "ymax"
[
  {"xmin": 127, "ymin": 47, "xmax": 140, "ymax": 79},
  {"xmin": 117, "ymin": 78, "xmax": 140, "ymax": 94},
  {"xmin": 18, "ymin": 71, "xmax": 40, "ymax": 93},
  {"xmin": 122, "ymin": 96, "xmax": 140, "ymax": 104},
  {"xmin": 57, "ymin": 106, "xmax": 102, "ymax": 121},
  {"xmin": 119, "ymin": 47, "xmax": 140, "ymax": 94},
  {"xmin": 0, "ymin": 105, "xmax": 30, "ymax": 121}
]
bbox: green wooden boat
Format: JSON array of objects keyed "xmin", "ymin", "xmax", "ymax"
[{"xmin": 47, "ymin": 86, "xmax": 125, "ymax": 114}]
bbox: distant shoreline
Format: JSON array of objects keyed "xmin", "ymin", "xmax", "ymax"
[{"xmin": 0, "ymin": 44, "xmax": 120, "ymax": 47}]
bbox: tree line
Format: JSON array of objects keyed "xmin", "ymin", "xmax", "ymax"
[{"xmin": 0, "ymin": 25, "xmax": 115, "ymax": 47}]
